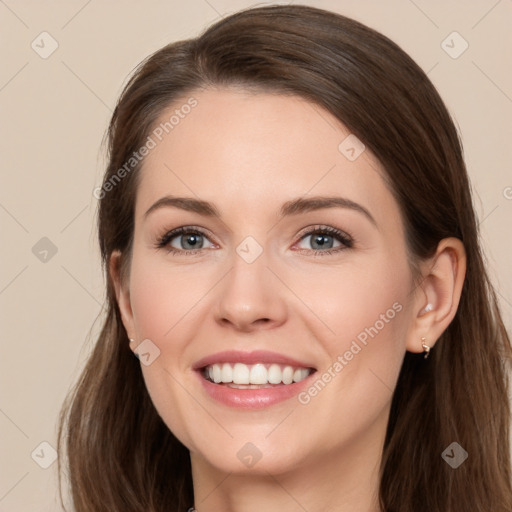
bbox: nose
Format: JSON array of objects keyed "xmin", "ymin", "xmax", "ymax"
[{"xmin": 214, "ymin": 249, "xmax": 288, "ymax": 333}]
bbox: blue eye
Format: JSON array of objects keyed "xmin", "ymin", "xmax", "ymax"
[
  {"xmin": 156, "ymin": 227, "xmax": 216, "ymax": 254},
  {"xmin": 156, "ymin": 225, "xmax": 353, "ymax": 256},
  {"xmin": 294, "ymin": 225, "xmax": 353, "ymax": 256}
]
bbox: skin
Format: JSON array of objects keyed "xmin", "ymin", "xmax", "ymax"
[{"xmin": 111, "ymin": 87, "xmax": 466, "ymax": 512}]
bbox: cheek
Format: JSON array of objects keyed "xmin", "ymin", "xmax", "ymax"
[
  {"xmin": 296, "ymin": 254, "xmax": 412, "ymax": 398},
  {"xmin": 128, "ymin": 256, "xmax": 208, "ymax": 448},
  {"xmin": 284, "ymin": 263, "xmax": 411, "ymax": 455},
  {"xmin": 299, "ymin": 257, "xmax": 410, "ymax": 346},
  {"xmin": 129, "ymin": 255, "xmax": 205, "ymax": 350}
]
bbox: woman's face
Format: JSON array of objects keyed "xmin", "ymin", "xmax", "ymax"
[{"xmin": 118, "ymin": 88, "xmax": 421, "ymax": 476}]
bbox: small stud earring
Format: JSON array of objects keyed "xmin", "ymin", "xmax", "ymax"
[
  {"xmin": 129, "ymin": 338, "xmax": 135, "ymax": 344},
  {"xmin": 423, "ymin": 303, "xmax": 433, "ymax": 313},
  {"xmin": 421, "ymin": 337, "xmax": 431, "ymax": 359}
]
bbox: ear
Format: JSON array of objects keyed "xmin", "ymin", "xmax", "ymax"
[
  {"xmin": 109, "ymin": 250, "xmax": 136, "ymax": 346},
  {"xmin": 405, "ymin": 237, "xmax": 466, "ymax": 354}
]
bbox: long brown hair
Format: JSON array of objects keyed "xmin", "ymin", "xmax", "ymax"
[{"xmin": 57, "ymin": 5, "xmax": 512, "ymax": 511}]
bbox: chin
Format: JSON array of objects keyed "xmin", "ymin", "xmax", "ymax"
[{"xmin": 190, "ymin": 436, "xmax": 308, "ymax": 476}]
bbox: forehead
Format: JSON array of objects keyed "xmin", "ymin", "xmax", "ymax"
[{"xmin": 135, "ymin": 88, "xmax": 397, "ymax": 223}]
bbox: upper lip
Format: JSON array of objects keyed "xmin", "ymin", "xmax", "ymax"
[{"xmin": 193, "ymin": 350, "xmax": 316, "ymax": 370}]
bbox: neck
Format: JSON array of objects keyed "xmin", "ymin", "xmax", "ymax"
[{"xmin": 190, "ymin": 418, "xmax": 385, "ymax": 512}]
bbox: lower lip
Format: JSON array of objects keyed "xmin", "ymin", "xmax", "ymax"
[{"xmin": 196, "ymin": 371, "xmax": 314, "ymax": 409}]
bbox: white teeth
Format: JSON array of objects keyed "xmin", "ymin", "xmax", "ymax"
[
  {"xmin": 212, "ymin": 364, "xmax": 222, "ymax": 384},
  {"xmin": 204, "ymin": 362, "xmax": 312, "ymax": 385},
  {"xmin": 282, "ymin": 366, "xmax": 294, "ymax": 385},
  {"xmin": 293, "ymin": 368, "xmax": 309, "ymax": 382},
  {"xmin": 233, "ymin": 363, "xmax": 250, "ymax": 384},
  {"xmin": 268, "ymin": 364, "xmax": 282, "ymax": 384},
  {"xmin": 249, "ymin": 364, "xmax": 268, "ymax": 385},
  {"xmin": 221, "ymin": 363, "xmax": 233, "ymax": 383}
]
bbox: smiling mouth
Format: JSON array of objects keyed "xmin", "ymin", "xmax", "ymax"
[{"xmin": 201, "ymin": 362, "xmax": 316, "ymax": 388}]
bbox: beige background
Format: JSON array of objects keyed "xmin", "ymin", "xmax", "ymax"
[{"xmin": 1, "ymin": 0, "xmax": 511, "ymax": 510}]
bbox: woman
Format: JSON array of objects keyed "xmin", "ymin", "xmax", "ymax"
[{"xmin": 57, "ymin": 4, "xmax": 512, "ymax": 511}]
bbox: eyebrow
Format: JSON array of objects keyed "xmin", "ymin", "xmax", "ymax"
[{"xmin": 144, "ymin": 195, "xmax": 377, "ymax": 226}]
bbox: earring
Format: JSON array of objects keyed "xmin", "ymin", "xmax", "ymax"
[
  {"xmin": 423, "ymin": 303, "xmax": 433, "ymax": 313},
  {"xmin": 421, "ymin": 337, "xmax": 431, "ymax": 359},
  {"xmin": 129, "ymin": 338, "xmax": 135, "ymax": 344}
]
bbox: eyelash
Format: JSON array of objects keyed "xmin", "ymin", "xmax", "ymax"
[{"xmin": 155, "ymin": 225, "xmax": 354, "ymax": 257}]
